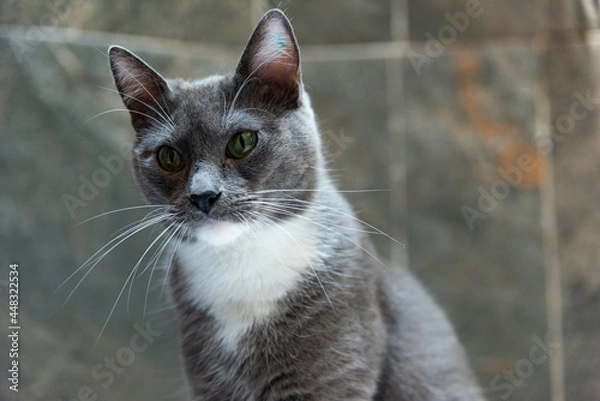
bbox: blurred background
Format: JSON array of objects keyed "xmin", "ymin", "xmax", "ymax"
[{"xmin": 1, "ymin": 0, "xmax": 599, "ymax": 400}]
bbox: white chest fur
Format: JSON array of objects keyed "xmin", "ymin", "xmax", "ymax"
[{"xmin": 176, "ymin": 212, "xmax": 322, "ymax": 349}]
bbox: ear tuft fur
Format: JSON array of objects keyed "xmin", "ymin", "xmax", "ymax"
[{"xmin": 108, "ymin": 46, "xmax": 171, "ymax": 130}]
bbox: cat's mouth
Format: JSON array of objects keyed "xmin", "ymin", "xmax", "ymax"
[
  {"xmin": 167, "ymin": 206, "xmax": 250, "ymax": 246},
  {"xmin": 194, "ymin": 217, "xmax": 250, "ymax": 246},
  {"xmin": 169, "ymin": 194, "xmax": 304, "ymax": 246}
]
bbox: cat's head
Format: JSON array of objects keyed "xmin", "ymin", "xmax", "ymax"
[{"xmin": 108, "ymin": 9, "xmax": 324, "ymax": 246}]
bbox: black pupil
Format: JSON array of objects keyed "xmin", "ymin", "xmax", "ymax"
[{"xmin": 161, "ymin": 147, "xmax": 179, "ymax": 169}]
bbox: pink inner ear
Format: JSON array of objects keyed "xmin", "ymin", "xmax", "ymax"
[
  {"xmin": 112, "ymin": 55, "xmax": 163, "ymax": 110},
  {"xmin": 250, "ymin": 21, "xmax": 299, "ymax": 88},
  {"xmin": 120, "ymin": 68, "xmax": 159, "ymax": 107}
]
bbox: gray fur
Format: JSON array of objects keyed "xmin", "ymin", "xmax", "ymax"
[{"xmin": 109, "ymin": 9, "xmax": 485, "ymax": 401}]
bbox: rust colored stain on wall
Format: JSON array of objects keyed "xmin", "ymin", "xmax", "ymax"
[{"xmin": 456, "ymin": 54, "xmax": 546, "ymax": 189}]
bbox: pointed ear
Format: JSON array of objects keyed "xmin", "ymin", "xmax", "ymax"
[
  {"xmin": 235, "ymin": 9, "xmax": 301, "ymax": 106},
  {"xmin": 108, "ymin": 46, "xmax": 171, "ymax": 130}
]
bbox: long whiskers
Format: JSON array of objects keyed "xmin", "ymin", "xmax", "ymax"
[
  {"xmin": 258, "ymin": 195, "xmax": 404, "ymax": 248},
  {"xmin": 103, "ymin": 56, "xmax": 176, "ymax": 130},
  {"xmin": 75, "ymin": 204, "xmax": 169, "ymax": 227},
  {"xmin": 141, "ymin": 224, "xmax": 185, "ymax": 319},
  {"xmin": 242, "ymin": 199, "xmax": 389, "ymax": 268},
  {"xmin": 253, "ymin": 188, "xmax": 390, "ymax": 195},
  {"xmin": 57, "ymin": 204, "xmax": 186, "ymax": 345},
  {"xmin": 94, "ymin": 221, "xmax": 171, "ymax": 347},
  {"xmin": 92, "ymin": 80, "xmax": 175, "ymax": 131},
  {"xmin": 94, "ymin": 84, "xmax": 176, "ymax": 130},
  {"xmin": 246, "ymin": 198, "xmax": 381, "ymax": 236},
  {"xmin": 85, "ymin": 108, "xmax": 174, "ymax": 133},
  {"xmin": 159, "ymin": 225, "xmax": 189, "ymax": 303},
  {"xmin": 124, "ymin": 221, "xmax": 178, "ymax": 318},
  {"xmin": 57, "ymin": 213, "xmax": 168, "ymax": 298}
]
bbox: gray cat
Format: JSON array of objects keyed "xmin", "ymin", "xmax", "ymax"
[{"xmin": 108, "ymin": 9, "xmax": 485, "ymax": 401}]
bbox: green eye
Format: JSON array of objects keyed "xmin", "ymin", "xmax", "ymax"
[
  {"xmin": 157, "ymin": 146, "xmax": 185, "ymax": 172},
  {"xmin": 226, "ymin": 130, "xmax": 258, "ymax": 159}
]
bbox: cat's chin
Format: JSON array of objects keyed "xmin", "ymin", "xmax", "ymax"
[{"xmin": 195, "ymin": 218, "xmax": 249, "ymax": 246}]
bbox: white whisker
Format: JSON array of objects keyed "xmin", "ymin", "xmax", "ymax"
[
  {"xmin": 159, "ymin": 225, "xmax": 188, "ymax": 302},
  {"xmin": 246, "ymin": 199, "xmax": 384, "ymax": 236},
  {"xmin": 86, "ymin": 107, "xmax": 174, "ymax": 132},
  {"xmin": 125, "ymin": 222, "xmax": 177, "ymax": 317},
  {"xmin": 253, "ymin": 188, "xmax": 390, "ymax": 194},
  {"xmin": 57, "ymin": 214, "xmax": 168, "ymax": 302},
  {"xmin": 96, "ymin": 81, "xmax": 176, "ymax": 130},
  {"xmin": 142, "ymin": 224, "xmax": 184, "ymax": 319},
  {"xmin": 260, "ymin": 196, "xmax": 404, "ymax": 248},
  {"xmin": 75, "ymin": 204, "xmax": 168, "ymax": 227},
  {"xmin": 107, "ymin": 60, "xmax": 176, "ymax": 129},
  {"xmin": 95, "ymin": 83, "xmax": 176, "ymax": 129},
  {"xmin": 243, "ymin": 200, "xmax": 388, "ymax": 269}
]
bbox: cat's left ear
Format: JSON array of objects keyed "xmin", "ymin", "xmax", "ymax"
[
  {"xmin": 235, "ymin": 9, "xmax": 301, "ymax": 107},
  {"xmin": 109, "ymin": 46, "xmax": 171, "ymax": 131}
]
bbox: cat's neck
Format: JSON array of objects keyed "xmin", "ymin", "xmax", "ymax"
[{"xmin": 174, "ymin": 205, "xmax": 323, "ymax": 349}]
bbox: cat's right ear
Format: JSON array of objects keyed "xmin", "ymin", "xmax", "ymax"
[
  {"xmin": 235, "ymin": 9, "xmax": 301, "ymax": 108},
  {"xmin": 108, "ymin": 46, "xmax": 171, "ymax": 131}
]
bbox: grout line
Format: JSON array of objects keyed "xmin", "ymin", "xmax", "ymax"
[
  {"xmin": 538, "ymin": 116, "xmax": 566, "ymax": 401},
  {"xmin": 5, "ymin": 23, "xmax": 595, "ymax": 63},
  {"xmin": 534, "ymin": 0, "xmax": 566, "ymax": 398},
  {"xmin": 301, "ymin": 41, "xmax": 408, "ymax": 62},
  {"xmin": 0, "ymin": 25, "xmax": 412, "ymax": 62},
  {"xmin": 2, "ymin": 24, "xmax": 581, "ymax": 64},
  {"xmin": 388, "ymin": 0, "xmax": 409, "ymax": 264},
  {"xmin": 0, "ymin": 25, "xmax": 240, "ymax": 60},
  {"xmin": 390, "ymin": 0, "xmax": 409, "ymax": 41},
  {"xmin": 385, "ymin": 58, "xmax": 408, "ymax": 266}
]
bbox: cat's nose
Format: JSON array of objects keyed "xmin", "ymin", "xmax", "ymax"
[{"xmin": 190, "ymin": 191, "xmax": 221, "ymax": 214}]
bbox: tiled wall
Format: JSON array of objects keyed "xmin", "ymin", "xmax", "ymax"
[{"xmin": 1, "ymin": 1, "xmax": 598, "ymax": 400}]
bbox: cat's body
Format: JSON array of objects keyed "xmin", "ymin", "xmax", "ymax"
[
  {"xmin": 170, "ymin": 182, "xmax": 480, "ymax": 400},
  {"xmin": 109, "ymin": 9, "xmax": 485, "ymax": 401}
]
